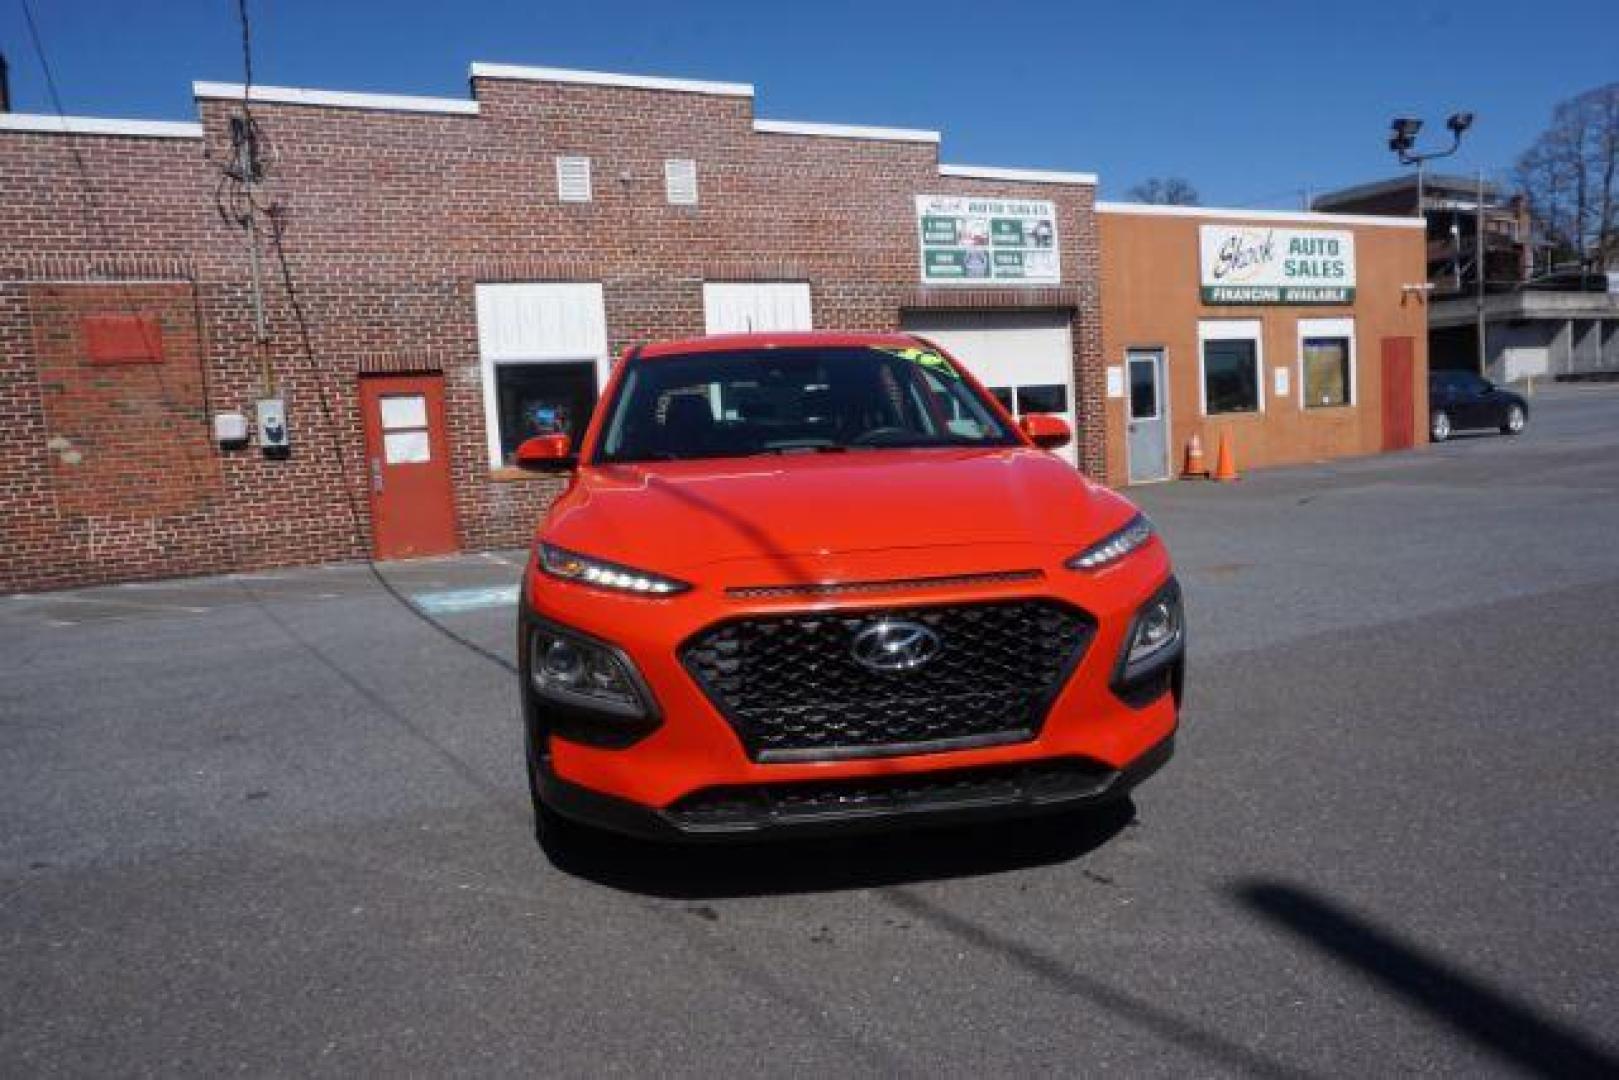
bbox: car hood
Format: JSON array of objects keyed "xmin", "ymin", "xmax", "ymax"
[{"xmin": 540, "ymin": 448, "xmax": 1137, "ymax": 575}]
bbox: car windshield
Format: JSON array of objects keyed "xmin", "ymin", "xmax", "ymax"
[
  {"xmin": 1433, "ymin": 372, "xmax": 1483, "ymax": 392},
  {"xmin": 595, "ymin": 345, "xmax": 1018, "ymax": 463}
]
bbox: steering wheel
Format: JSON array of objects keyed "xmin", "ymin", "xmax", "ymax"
[{"xmin": 848, "ymin": 426, "xmax": 914, "ymax": 446}]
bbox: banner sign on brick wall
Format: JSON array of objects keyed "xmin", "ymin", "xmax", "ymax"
[
  {"xmin": 1198, "ymin": 224, "xmax": 1356, "ymax": 304},
  {"xmin": 916, "ymin": 195, "xmax": 1061, "ymax": 285}
]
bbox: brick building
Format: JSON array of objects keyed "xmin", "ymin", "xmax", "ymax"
[
  {"xmin": 1097, "ymin": 204, "xmax": 1430, "ymax": 481},
  {"xmin": 1314, "ymin": 174, "xmax": 1619, "ymax": 381},
  {"xmin": 1, "ymin": 63, "xmax": 1106, "ymax": 592}
]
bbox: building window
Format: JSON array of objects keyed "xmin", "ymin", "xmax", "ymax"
[
  {"xmin": 1204, "ymin": 340, "xmax": 1259, "ymax": 414},
  {"xmin": 665, "ymin": 158, "xmax": 698, "ymax": 205},
  {"xmin": 474, "ymin": 282, "xmax": 608, "ymax": 470},
  {"xmin": 1128, "ymin": 356, "xmax": 1158, "ymax": 419},
  {"xmin": 1297, "ymin": 317, "xmax": 1356, "ymax": 409},
  {"xmin": 379, "ymin": 394, "xmax": 432, "ymax": 464},
  {"xmin": 1015, "ymin": 384, "xmax": 1068, "ymax": 415},
  {"xmin": 556, "ymin": 156, "xmax": 592, "ymax": 202},
  {"xmin": 1199, "ymin": 320, "xmax": 1264, "ymax": 415},
  {"xmin": 493, "ymin": 362, "xmax": 598, "ymax": 464},
  {"xmin": 1302, "ymin": 338, "xmax": 1350, "ymax": 407}
]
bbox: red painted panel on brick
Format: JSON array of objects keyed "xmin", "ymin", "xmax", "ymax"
[
  {"xmin": 31, "ymin": 285, "xmax": 220, "ymax": 528},
  {"xmin": 83, "ymin": 314, "xmax": 165, "ymax": 364}
]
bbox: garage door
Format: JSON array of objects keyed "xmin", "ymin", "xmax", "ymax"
[
  {"xmin": 1503, "ymin": 346, "xmax": 1549, "ymax": 383},
  {"xmin": 901, "ymin": 310, "xmax": 1078, "ymax": 466},
  {"xmin": 703, "ymin": 283, "xmax": 813, "ymax": 334}
]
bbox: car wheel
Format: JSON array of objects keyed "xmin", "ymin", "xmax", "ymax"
[
  {"xmin": 1501, "ymin": 404, "xmax": 1526, "ymax": 435},
  {"xmin": 1430, "ymin": 410, "xmax": 1452, "ymax": 443}
]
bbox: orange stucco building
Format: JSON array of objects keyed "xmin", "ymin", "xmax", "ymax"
[{"xmin": 1097, "ymin": 203, "xmax": 1430, "ymax": 485}]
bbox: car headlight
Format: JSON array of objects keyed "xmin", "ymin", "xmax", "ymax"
[
  {"xmin": 529, "ymin": 623, "xmax": 652, "ymax": 720},
  {"xmin": 1125, "ymin": 585, "xmax": 1183, "ymax": 669},
  {"xmin": 1066, "ymin": 514, "xmax": 1155, "ymax": 570},
  {"xmin": 539, "ymin": 543, "xmax": 691, "ymax": 596},
  {"xmin": 1112, "ymin": 578, "xmax": 1185, "ymax": 705}
]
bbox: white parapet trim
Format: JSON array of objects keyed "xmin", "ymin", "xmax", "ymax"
[
  {"xmin": 0, "ymin": 112, "xmax": 204, "ymax": 139},
  {"xmin": 753, "ymin": 118, "xmax": 941, "ymax": 144},
  {"xmin": 939, "ymin": 163, "xmax": 1097, "ymax": 186},
  {"xmin": 470, "ymin": 62, "xmax": 754, "ymax": 98},
  {"xmin": 1095, "ymin": 200, "xmax": 1427, "ymax": 230},
  {"xmin": 192, "ymin": 81, "xmax": 480, "ymax": 116}
]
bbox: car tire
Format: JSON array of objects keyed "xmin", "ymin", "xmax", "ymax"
[
  {"xmin": 1501, "ymin": 404, "xmax": 1526, "ymax": 436},
  {"xmin": 1430, "ymin": 409, "xmax": 1452, "ymax": 443}
]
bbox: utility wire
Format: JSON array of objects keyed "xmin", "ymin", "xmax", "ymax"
[
  {"xmin": 16, "ymin": 0, "xmax": 222, "ymax": 424},
  {"xmin": 19, "ymin": 0, "xmax": 113, "ymax": 242},
  {"xmin": 236, "ymin": 0, "xmax": 256, "ymax": 102},
  {"xmin": 224, "ymin": 0, "xmax": 516, "ymax": 674},
  {"xmin": 263, "ymin": 207, "xmax": 516, "ymax": 674}
]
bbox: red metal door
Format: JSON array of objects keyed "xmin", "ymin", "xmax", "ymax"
[
  {"xmin": 1381, "ymin": 337, "xmax": 1415, "ymax": 451},
  {"xmin": 359, "ymin": 375, "xmax": 458, "ymax": 560}
]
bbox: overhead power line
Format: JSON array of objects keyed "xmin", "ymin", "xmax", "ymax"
[{"xmin": 224, "ymin": 0, "xmax": 516, "ymax": 674}]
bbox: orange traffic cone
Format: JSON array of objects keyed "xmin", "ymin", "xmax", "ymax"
[
  {"xmin": 1211, "ymin": 432, "xmax": 1240, "ymax": 483},
  {"xmin": 1181, "ymin": 434, "xmax": 1207, "ymax": 479}
]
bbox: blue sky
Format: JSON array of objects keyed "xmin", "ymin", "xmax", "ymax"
[{"xmin": 4, "ymin": 0, "xmax": 1615, "ymax": 206}]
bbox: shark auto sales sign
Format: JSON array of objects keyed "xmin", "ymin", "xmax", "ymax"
[
  {"xmin": 916, "ymin": 195, "xmax": 1061, "ymax": 285},
  {"xmin": 1199, "ymin": 224, "xmax": 1356, "ymax": 304}
]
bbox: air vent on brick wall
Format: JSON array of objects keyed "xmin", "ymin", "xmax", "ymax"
[
  {"xmin": 665, "ymin": 158, "xmax": 698, "ymax": 205},
  {"xmin": 556, "ymin": 156, "xmax": 592, "ymax": 203}
]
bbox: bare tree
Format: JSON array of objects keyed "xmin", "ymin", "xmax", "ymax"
[
  {"xmin": 1515, "ymin": 82, "xmax": 1619, "ymax": 270},
  {"xmin": 1125, "ymin": 177, "xmax": 1200, "ymax": 206}
]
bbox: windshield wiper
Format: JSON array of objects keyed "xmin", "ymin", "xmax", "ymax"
[{"xmin": 746, "ymin": 444, "xmax": 849, "ymax": 456}]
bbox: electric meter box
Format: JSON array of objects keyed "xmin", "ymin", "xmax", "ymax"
[{"xmin": 256, "ymin": 398, "xmax": 290, "ymax": 457}]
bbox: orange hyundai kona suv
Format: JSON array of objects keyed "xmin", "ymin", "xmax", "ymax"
[{"xmin": 516, "ymin": 332, "xmax": 1181, "ymax": 842}]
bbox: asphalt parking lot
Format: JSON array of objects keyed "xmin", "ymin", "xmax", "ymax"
[{"xmin": 4, "ymin": 385, "xmax": 1617, "ymax": 1076}]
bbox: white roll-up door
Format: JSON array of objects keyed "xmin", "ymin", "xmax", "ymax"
[
  {"xmin": 703, "ymin": 283, "xmax": 813, "ymax": 334},
  {"xmin": 901, "ymin": 310, "xmax": 1079, "ymax": 466}
]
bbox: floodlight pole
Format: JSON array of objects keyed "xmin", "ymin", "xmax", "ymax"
[
  {"xmin": 1477, "ymin": 169, "xmax": 1487, "ymax": 377},
  {"xmin": 1389, "ymin": 114, "xmax": 1477, "ymax": 370}
]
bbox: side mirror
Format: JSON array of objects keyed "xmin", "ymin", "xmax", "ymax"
[
  {"xmin": 515, "ymin": 434, "xmax": 576, "ymax": 471},
  {"xmin": 1018, "ymin": 413, "xmax": 1072, "ymax": 450}
]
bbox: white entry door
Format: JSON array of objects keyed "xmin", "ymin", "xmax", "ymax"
[
  {"xmin": 900, "ymin": 310, "xmax": 1079, "ymax": 466},
  {"xmin": 1126, "ymin": 349, "xmax": 1170, "ymax": 482}
]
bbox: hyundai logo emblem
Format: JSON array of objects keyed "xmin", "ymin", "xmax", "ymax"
[{"xmin": 849, "ymin": 620, "xmax": 941, "ymax": 672}]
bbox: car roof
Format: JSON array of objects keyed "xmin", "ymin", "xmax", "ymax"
[{"xmin": 634, "ymin": 330, "xmax": 923, "ymax": 360}]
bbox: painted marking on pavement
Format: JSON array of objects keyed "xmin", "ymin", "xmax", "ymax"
[
  {"xmin": 42, "ymin": 594, "xmax": 212, "ymax": 615},
  {"xmin": 411, "ymin": 585, "xmax": 519, "ymax": 615}
]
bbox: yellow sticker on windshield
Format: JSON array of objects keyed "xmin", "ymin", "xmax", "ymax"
[{"xmin": 879, "ymin": 346, "xmax": 961, "ymax": 380}]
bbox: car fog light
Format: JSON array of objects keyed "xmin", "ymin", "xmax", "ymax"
[{"xmin": 529, "ymin": 627, "xmax": 649, "ymax": 718}]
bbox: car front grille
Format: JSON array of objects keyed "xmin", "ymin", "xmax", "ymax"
[{"xmin": 680, "ymin": 599, "xmax": 1094, "ymax": 762}]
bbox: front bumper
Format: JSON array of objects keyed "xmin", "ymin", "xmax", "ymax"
[
  {"xmin": 532, "ymin": 731, "xmax": 1175, "ymax": 842},
  {"xmin": 520, "ymin": 539, "xmax": 1182, "ymax": 838}
]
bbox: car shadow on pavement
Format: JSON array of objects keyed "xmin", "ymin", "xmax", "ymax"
[
  {"xmin": 1232, "ymin": 879, "xmax": 1619, "ymax": 1078},
  {"xmin": 541, "ymin": 800, "xmax": 1136, "ymax": 899}
]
